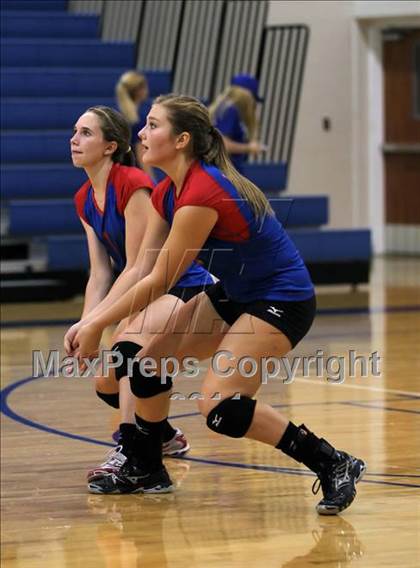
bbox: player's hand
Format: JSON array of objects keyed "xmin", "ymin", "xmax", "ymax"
[
  {"xmin": 64, "ymin": 321, "xmax": 82, "ymax": 354},
  {"xmin": 248, "ymin": 141, "xmax": 268, "ymax": 154},
  {"xmin": 74, "ymin": 322, "xmax": 102, "ymax": 368}
]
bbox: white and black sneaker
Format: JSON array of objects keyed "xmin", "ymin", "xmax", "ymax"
[
  {"xmin": 162, "ymin": 428, "xmax": 190, "ymax": 457},
  {"xmin": 313, "ymin": 452, "xmax": 366, "ymax": 515},
  {"xmin": 87, "ymin": 445, "xmax": 128, "ymax": 482},
  {"xmin": 88, "ymin": 456, "xmax": 174, "ymax": 495}
]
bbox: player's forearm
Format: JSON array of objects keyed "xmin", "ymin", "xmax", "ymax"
[
  {"xmin": 80, "ymin": 266, "xmax": 142, "ymax": 324},
  {"xmin": 81, "ymin": 277, "xmax": 112, "ymax": 318},
  {"xmin": 222, "ymin": 136, "xmax": 252, "ymax": 155},
  {"xmin": 92, "ymin": 274, "xmax": 167, "ymax": 331}
]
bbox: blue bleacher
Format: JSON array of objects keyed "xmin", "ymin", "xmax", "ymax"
[
  {"xmin": 47, "ymin": 235, "xmax": 89, "ymax": 270},
  {"xmin": 1, "ymin": 11, "xmax": 99, "ymax": 37},
  {"xmin": 7, "ymin": 196, "xmax": 329, "ymax": 237},
  {"xmin": 289, "ymin": 229, "xmax": 371, "ymax": 262},
  {"xmin": 2, "ymin": 0, "xmax": 68, "ymax": 10},
  {"xmin": 9, "ymin": 199, "xmax": 80, "ymax": 235},
  {"xmin": 1, "ymin": 68, "xmax": 172, "ymax": 98},
  {"xmin": 2, "ymin": 130, "xmax": 72, "ymax": 164},
  {"xmin": 242, "ymin": 163, "xmax": 287, "ymax": 193},
  {"xmin": 1, "ymin": 39, "xmax": 135, "ymax": 67},
  {"xmin": 45, "ymin": 229, "xmax": 372, "ymax": 272},
  {"xmin": 1, "ymin": 164, "xmax": 86, "ymax": 199},
  {"xmin": 1, "ymin": 98, "xmax": 116, "ymax": 129}
]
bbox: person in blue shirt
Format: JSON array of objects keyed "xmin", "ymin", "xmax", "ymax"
[
  {"xmin": 66, "ymin": 105, "xmax": 213, "ymax": 484},
  {"xmin": 209, "ymin": 74, "xmax": 267, "ymax": 172},
  {"xmin": 73, "ymin": 96, "xmax": 365, "ymax": 516}
]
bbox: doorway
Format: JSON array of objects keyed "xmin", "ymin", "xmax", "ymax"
[{"xmin": 383, "ymin": 28, "xmax": 420, "ymax": 254}]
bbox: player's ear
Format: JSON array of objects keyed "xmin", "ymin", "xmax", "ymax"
[
  {"xmin": 104, "ymin": 141, "xmax": 118, "ymax": 156},
  {"xmin": 175, "ymin": 132, "xmax": 190, "ymax": 150}
]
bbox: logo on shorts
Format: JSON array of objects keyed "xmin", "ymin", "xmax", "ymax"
[
  {"xmin": 267, "ymin": 306, "xmax": 284, "ymax": 318},
  {"xmin": 212, "ymin": 414, "xmax": 222, "ymax": 428}
]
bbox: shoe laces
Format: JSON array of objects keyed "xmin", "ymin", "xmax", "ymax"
[
  {"xmin": 312, "ymin": 457, "xmax": 350, "ymax": 495},
  {"xmin": 100, "ymin": 445, "xmax": 126, "ymax": 468}
]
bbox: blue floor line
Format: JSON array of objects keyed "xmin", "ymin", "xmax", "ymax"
[{"xmin": 1, "ymin": 375, "xmax": 420, "ymax": 489}]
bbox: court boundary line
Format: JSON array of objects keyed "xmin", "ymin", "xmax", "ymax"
[
  {"xmin": 294, "ymin": 377, "xmax": 420, "ymax": 399},
  {"xmin": 1, "ymin": 375, "xmax": 420, "ymax": 489}
]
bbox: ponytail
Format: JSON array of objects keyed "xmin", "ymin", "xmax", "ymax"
[
  {"xmin": 206, "ymin": 127, "xmax": 271, "ymax": 218},
  {"xmin": 115, "ymin": 71, "xmax": 148, "ymax": 125},
  {"xmin": 116, "ymin": 81, "xmax": 139, "ymax": 124}
]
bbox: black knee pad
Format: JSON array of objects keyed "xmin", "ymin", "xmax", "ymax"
[
  {"xmin": 129, "ymin": 361, "xmax": 173, "ymax": 398},
  {"xmin": 111, "ymin": 341, "xmax": 141, "ymax": 381},
  {"xmin": 206, "ymin": 396, "xmax": 256, "ymax": 438},
  {"xmin": 96, "ymin": 391, "xmax": 119, "ymax": 409}
]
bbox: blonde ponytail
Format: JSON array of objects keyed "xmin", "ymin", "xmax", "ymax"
[{"xmin": 115, "ymin": 71, "xmax": 148, "ymax": 125}]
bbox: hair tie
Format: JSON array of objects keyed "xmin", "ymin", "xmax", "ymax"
[{"xmin": 125, "ymin": 146, "xmax": 132, "ymax": 154}]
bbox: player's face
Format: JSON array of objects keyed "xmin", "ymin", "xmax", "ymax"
[
  {"xmin": 70, "ymin": 112, "xmax": 114, "ymax": 168},
  {"xmin": 139, "ymin": 104, "xmax": 181, "ymax": 166}
]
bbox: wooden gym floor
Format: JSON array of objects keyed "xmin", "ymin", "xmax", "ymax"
[{"xmin": 1, "ymin": 256, "xmax": 419, "ymax": 567}]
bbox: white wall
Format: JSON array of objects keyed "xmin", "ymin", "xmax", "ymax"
[
  {"xmin": 267, "ymin": 1, "xmax": 355, "ymax": 229},
  {"xmin": 353, "ymin": 1, "xmax": 420, "ymax": 19}
]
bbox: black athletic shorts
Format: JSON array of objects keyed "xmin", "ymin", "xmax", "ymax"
[
  {"xmin": 168, "ymin": 284, "xmax": 212, "ymax": 303},
  {"xmin": 205, "ymin": 281, "xmax": 316, "ymax": 348}
]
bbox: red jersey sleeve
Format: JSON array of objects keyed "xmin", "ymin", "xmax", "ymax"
[
  {"xmin": 116, "ymin": 165, "xmax": 154, "ymax": 215},
  {"xmin": 177, "ymin": 167, "xmax": 224, "ymax": 213},
  {"xmin": 151, "ymin": 177, "xmax": 171, "ymax": 219},
  {"xmin": 73, "ymin": 181, "xmax": 90, "ymax": 224}
]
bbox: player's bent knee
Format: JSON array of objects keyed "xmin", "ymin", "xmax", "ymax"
[
  {"xmin": 206, "ymin": 396, "xmax": 256, "ymax": 438},
  {"xmin": 129, "ymin": 361, "xmax": 173, "ymax": 399},
  {"xmin": 111, "ymin": 341, "xmax": 141, "ymax": 381},
  {"xmin": 96, "ymin": 390, "xmax": 119, "ymax": 409}
]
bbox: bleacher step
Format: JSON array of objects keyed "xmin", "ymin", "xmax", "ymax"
[
  {"xmin": 1, "ymin": 68, "xmax": 172, "ymax": 98},
  {"xmin": 1, "ymin": 39, "xmax": 135, "ymax": 67},
  {"xmin": 1, "ymin": 12, "xmax": 99, "ymax": 38}
]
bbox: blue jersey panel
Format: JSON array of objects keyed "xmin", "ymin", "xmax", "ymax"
[
  {"xmin": 195, "ymin": 163, "xmax": 314, "ymax": 302},
  {"xmin": 83, "ymin": 183, "xmax": 126, "ymax": 273}
]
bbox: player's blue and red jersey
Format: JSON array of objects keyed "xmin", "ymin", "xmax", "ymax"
[
  {"xmin": 74, "ymin": 162, "xmax": 213, "ymax": 287},
  {"xmin": 151, "ymin": 160, "xmax": 314, "ymax": 302}
]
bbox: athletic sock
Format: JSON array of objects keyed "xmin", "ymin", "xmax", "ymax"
[
  {"xmin": 276, "ymin": 421, "xmax": 338, "ymax": 473},
  {"xmin": 118, "ymin": 422, "xmax": 138, "ymax": 455},
  {"xmin": 134, "ymin": 414, "xmax": 165, "ymax": 470},
  {"xmin": 163, "ymin": 420, "xmax": 177, "ymax": 443}
]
